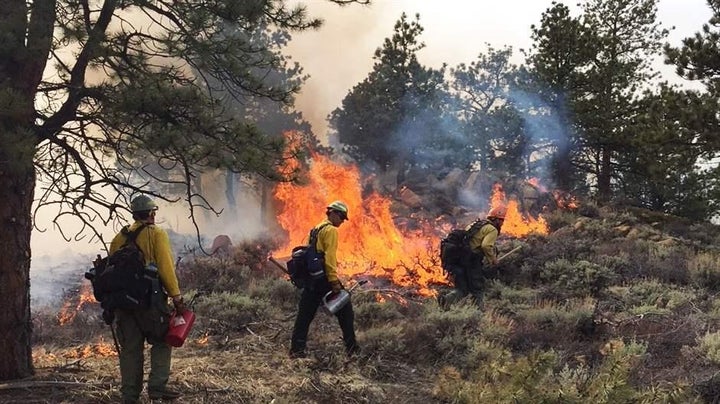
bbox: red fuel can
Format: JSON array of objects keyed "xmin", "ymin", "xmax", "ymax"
[{"xmin": 165, "ymin": 309, "xmax": 196, "ymax": 347}]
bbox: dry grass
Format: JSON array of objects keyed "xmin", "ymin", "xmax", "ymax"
[
  {"xmin": 8, "ymin": 209, "xmax": 720, "ymax": 403},
  {"xmin": 8, "ymin": 302, "xmax": 437, "ymax": 404}
]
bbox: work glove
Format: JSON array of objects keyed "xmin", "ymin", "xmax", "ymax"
[
  {"xmin": 172, "ymin": 296, "xmax": 187, "ymax": 314},
  {"xmin": 330, "ymin": 281, "xmax": 343, "ymax": 294}
]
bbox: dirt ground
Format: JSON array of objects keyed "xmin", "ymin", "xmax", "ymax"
[{"xmin": 0, "ymin": 312, "xmax": 437, "ymax": 404}]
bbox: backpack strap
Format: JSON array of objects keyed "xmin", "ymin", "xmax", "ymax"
[
  {"xmin": 463, "ymin": 219, "xmax": 488, "ymax": 243},
  {"xmin": 309, "ymin": 223, "xmax": 331, "ymax": 250},
  {"xmin": 121, "ymin": 223, "xmax": 148, "ymax": 246}
]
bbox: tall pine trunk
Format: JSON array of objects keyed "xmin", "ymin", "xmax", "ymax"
[
  {"xmin": 597, "ymin": 146, "xmax": 613, "ymax": 203},
  {"xmin": 0, "ymin": 132, "xmax": 35, "ymax": 379},
  {"xmin": 0, "ymin": 0, "xmax": 54, "ymax": 379}
]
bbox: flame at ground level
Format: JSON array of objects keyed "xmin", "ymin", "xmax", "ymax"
[
  {"xmin": 273, "ymin": 154, "xmax": 445, "ymax": 296},
  {"xmin": 57, "ymin": 282, "xmax": 97, "ymax": 325},
  {"xmin": 489, "ymin": 183, "xmax": 548, "ymax": 238},
  {"xmin": 272, "ymin": 147, "xmax": 552, "ymax": 295}
]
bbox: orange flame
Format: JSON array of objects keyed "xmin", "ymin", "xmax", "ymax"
[
  {"xmin": 196, "ymin": 332, "xmax": 210, "ymax": 346},
  {"xmin": 529, "ymin": 177, "xmax": 579, "ymax": 211},
  {"xmin": 58, "ymin": 282, "xmax": 97, "ymax": 325},
  {"xmin": 489, "ymin": 183, "xmax": 548, "ymax": 237},
  {"xmin": 272, "ymin": 135, "xmax": 561, "ymax": 294},
  {"xmin": 64, "ymin": 337, "xmax": 117, "ymax": 359},
  {"xmin": 499, "ymin": 199, "xmax": 548, "ymax": 237},
  {"xmin": 553, "ymin": 190, "xmax": 579, "ymax": 210},
  {"xmin": 273, "ymin": 152, "xmax": 445, "ymax": 296}
]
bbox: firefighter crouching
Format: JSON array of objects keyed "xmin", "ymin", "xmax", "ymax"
[{"xmin": 439, "ymin": 206, "xmax": 506, "ymax": 309}]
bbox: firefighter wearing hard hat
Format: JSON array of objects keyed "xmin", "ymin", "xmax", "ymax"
[
  {"xmin": 289, "ymin": 200, "xmax": 360, "ymax": 358},
  {"xmin": 439, "ymin": 206, "xmax": 506, "ymax": 309},
  {"xmin": 110, "ymin": 195, "xmax": 184, "ymax": 403}
]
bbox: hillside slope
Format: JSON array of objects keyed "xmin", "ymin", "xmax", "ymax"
[{"xmin": 4, "ymin": 205, "xmax": 720, "ymax": 403}]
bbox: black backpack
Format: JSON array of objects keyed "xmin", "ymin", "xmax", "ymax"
[
  {"xmin": 86, "ymin": 224, "xmax": 156, "ymax": 311},
  {"xmin": 439, "ymin": 219, "xmax": 489, "ymax": 272},
  {"xmin": 286, "ymin": 223, "xmax": 330, "ymax": 289}
]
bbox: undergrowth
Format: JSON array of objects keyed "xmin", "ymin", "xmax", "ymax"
[{"xmin": 27, "ymin": 207, "xmax": 720, "ymax": 403}]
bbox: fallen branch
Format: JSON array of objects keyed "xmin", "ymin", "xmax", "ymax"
[
  {"xmin": 0, "ymin": 380, "xmax": 110, "ymax": 390},
  {"xmin": 245, "ymin": 326, "xmax": 259, "ymax": 338},
  {"xmin": 204, "ymin": 386, "xmax": 232, "ymax": 394},
  {"xmin": 355, "ymin": 288, "xmax": 426, "ymax": 303},
  {"xmin": 356, "ymin": 288, "xmax": 407, "ymax": 298},
  {"xmin": 56, "ymin": 359, "xmax": 86, "ymax": 371}
]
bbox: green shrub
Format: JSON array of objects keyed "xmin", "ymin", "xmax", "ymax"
[
  {"xmin": 591, "ymin": 239, "xmax": 657, "ymax": 281},
  {"xmin": 645, "ymin": 244, "xmax": 691, "ymax": 285},
  {"xmin": 577, "ymin": 218, "xmax": 620, "ymax": 241},
  {"xmin": 698, "ymin": 331, "xmax": 720, "ymax": 365},
  {"xmin": 178, "ymin": 257, "xmax": 252, "ymax": 294},
  {"xmin": 688, "ymin": 252, "xmax": 720, "ymax": 291},
  {"xmin": 360, "ymin": 325, "xmax": 407, "ymax": 358},
  {"xmin": 578, "ymin": 201, "xmax": 600, "ymax": 218},
  {"xmin": 245, "ymin": 276, "xmax": 298, "ymax": 311},
  {"xmin": 706, "ymin": 297, "xmax": 720, "ymax": 321},
  {"xmin": 488, "ymin": 281, "xmax": 540, "ymax": 304},
  {"xmin": 520, "ymin": 298, "xmax": 595, "ymax": 326},
  {"xmin": 540, "ymin": 259, "xmax": 614, "ymax": 298},
  {"xmin": 593, "ymin": 253, "xmax": 632, "ymax": 275},
  {"xmin": 400, "ymin": 301, "xmax": 484, "ymax": 367},
  {"xmin": 627, "ymin": 304, "xmax": 671, "ymax": 317},
  {"xmin": 544, "ymin": 209, "xmax": 579, "ymax": 232},
  {"xmin": 478, "ymin": 309, "xmax": 515, "ymax": 343},
  {"xmin": 615, "ymin": 279, "xmax": 695, "ymax": 313},
  {"xmin": 508, "ymin": 298, "xmax": 596, "ymax": 351},
  {"xmin": 583, "ymin": 339, "xmax": 645, "ymax": 402},
  {"xmin": 434, "ymin": 350, "xmax": 572, "ymax": 403},
  {"xmin": 423, "ymin": 301, "xmax": 483, "ymax": 335},
  {"xmin": 353, "ymin": 298, "xmax": 405, "ymax": 329},
  {"xmin": 518, "ymin": 233, "xmax": 602, "ymax": 286},
  {"xmin": 486, "ymin": 282, "xmax": 540, "ymax": 319},
  {"xmin": 194, "ymin": 292, "xmax": 275, "ymax": 333},
  {"xmin": 433, "ymin": 339, "xmax": 697, "ymax": 403}
]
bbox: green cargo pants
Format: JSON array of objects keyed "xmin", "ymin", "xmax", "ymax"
[
  {"xmin": 115, "ymin": 308, "xmax": 172, "ymax": 401},
  {"xmin": 440, "ymin": 252, "xmax": 485, "ymax": 308}
]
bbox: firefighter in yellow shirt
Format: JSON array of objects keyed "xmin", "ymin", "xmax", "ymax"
[
  {"xmin": 109, "ymin": 195, "xmax": 184, "ymax": 403},
  {"xmin": 440, "ymin": 206, "xmax": 505, "ymax": 309},
  {"xmin": 290, "ymin": 201, "xmax": 360, "ymax": 358}
]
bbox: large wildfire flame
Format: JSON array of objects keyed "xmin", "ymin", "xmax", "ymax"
[
  {"xmin": 272, "ymin": 134, "xmax": 556, "ymax": 295},
  {"xmin": 274, "ymin": 151, "xmax": 443, "ymax": 295}
]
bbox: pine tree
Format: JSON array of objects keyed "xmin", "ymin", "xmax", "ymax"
[
  {"xmin": 0, "ymin": 0, "xmax": 367, "ymax": 381},
  {"xmin": 329, "ymin": 13, "xmax": 457, "ymax": 185}
]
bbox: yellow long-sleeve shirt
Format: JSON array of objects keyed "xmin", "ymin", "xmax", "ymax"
[
  {"xmin": 467, "ymin": 222, "xmax": 499, "ymax": 262},
  {"xmin": 311, "ymin": 219, "xmax": 340, "ymax": 283},
  {"xmin": 109, "ymin": 221, "xmax": 180, "ymax": 297}
]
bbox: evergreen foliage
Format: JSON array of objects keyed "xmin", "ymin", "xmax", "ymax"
[
  {"xmin": 329, "ymin": 13, "xmax": 460, "ymax": 183},
  {"xmin": 0, "ymin": 0, "xmax": 367, "ymax": 380}
]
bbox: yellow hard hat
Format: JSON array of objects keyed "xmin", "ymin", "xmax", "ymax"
[{"xmin": 327, "ymin": 200, "xmax": 349, "ymax": 220}]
